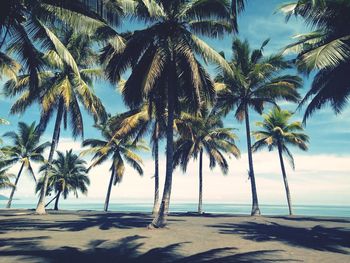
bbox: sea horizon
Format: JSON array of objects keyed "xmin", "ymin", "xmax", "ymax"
[{"xmin": 1, "ymin": 200, "xmax": 349, "ymax": 218}]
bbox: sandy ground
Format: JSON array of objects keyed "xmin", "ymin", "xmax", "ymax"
[{"xmin": 0, "ymin": 210, "xmax": 349, "ymax": 263}]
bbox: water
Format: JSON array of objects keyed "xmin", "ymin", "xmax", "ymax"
[{"xmin": 1, "ymin": 200, "xmax": 349, "ymax": 217}]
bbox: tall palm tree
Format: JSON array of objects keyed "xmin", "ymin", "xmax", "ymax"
[
  {"xmin": 36, "ymin": 150, "xmax": 90, "ymax": 210},
  {"xmin": 5, "ymin": 29, "xmax": 107, "ymax": 214},
  {"xmin": 102, "ymin": 0, "xmax": 234, "ymax": 228},
  {"xmin": 0, "ymin": 122, "xmax": 50, "ymax": 208},
  {"xmin": 173, "ymin": 110, "xmax": 240, "ymax": 214},
  {"xmin": 81, "ymin": 121, "xmax": 148, "ymax": 212},
  {"xmin": 252, "ymin": 107, "xmax": 309, "ymax": 215},
  {"xmin": 280, "ymin": 0, "xmax": 350, "ymax": 120},
  {"xmin": 108, "ymin": 101, "xmax": 167, "ymax": 215},
  {"xmin": 215, "ymin": 38, "xmax": 302, "ymax": 215}
]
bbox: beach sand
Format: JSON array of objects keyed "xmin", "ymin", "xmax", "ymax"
[{"xmin": 0, "ymin": 210, "xmax": 349, "ymax": 262}]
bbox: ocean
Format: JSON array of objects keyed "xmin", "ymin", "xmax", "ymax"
[{"xmin": 1, "ymin": 200, "xmax": 349, "ymax": 217}]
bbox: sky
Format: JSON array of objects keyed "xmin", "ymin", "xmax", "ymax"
[{"xmin": 0, "ymin": 0, "xmax": 349, "ymax": 207}]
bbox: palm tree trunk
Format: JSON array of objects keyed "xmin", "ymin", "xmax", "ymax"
[
  {"xmin": 198, "ymin": 149, "xmax": 203, "ymax": 214},
  {"xmin": 244, "ymin": 106, "xmax": 261, "ymax": 216},
  {"xmin": 104, "ymin": 172, "xmax": 114, "ymax": 212},
  {"xmin": 6, "ymin": 163, "xmax": 25, "ymax": 208},
  {"xmin": 149, "ymin": 53, "xmax": 176, "ymax": 228},
  {"xmin": 45, "ymin": 192, "xmax": 60, "ymax": 208},
  {"xmin": 277, "ymin": 142, "xmax": 293, "ymax": 215},
  {"xmin": 36, "ymin": 99, "xmax": 64, "ymax": 214},
  {"xmin": 54, "ymin": 191, "xmax": 61, "ymax": 211},
  {"xmin": 152, "ymin": 134, "xmax": 160, "ymax": 215}
]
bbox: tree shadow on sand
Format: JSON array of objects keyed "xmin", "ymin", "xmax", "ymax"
[
  {"xmin": 209, "ymin": 222, "xmax": 350, "ymax": 254},
  {"xmin": 270, "ymin": 216, "xmax": 350, "ymax": 224},
  {"xmin": 0, "ymin": 235, "xmax": 300, "ymax": 263},
  {"xmin": 0, "ymin": 212, "xmax": 185, "ymax": 232}
]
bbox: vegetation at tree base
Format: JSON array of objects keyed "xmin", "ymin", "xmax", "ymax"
[{"xmin": 0, "ymin": 0, "xmax": 347, "ymax": 229}]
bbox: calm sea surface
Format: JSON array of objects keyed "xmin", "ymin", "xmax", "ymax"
[{"xmin": 1, "ymin": 200, "xmax": 349, "ymax": 217}]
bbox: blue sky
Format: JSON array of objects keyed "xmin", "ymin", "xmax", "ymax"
[{"xmin": 0, "ymin": 0, "xmax": 349, "ymax": 207}]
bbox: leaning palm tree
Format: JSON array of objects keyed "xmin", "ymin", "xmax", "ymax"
[
  {"xmin": 280, "ymin": 0, "xmax": 350, "ymax": 120},
  {"xmin": 215, "ymin": 38, "xmax": 302, "ymax": 215},
  {"xmin": 81, "ymin": 121, "xmax": 148, "ymax": 212},
  {"xmin": 174, "ymin": 110, "xmax": 240, "ymax": 214},
  {"xmin": 252, "ymin": 107, "xmax": 309, "ymax": 215},
  {"xmin": 36, "ymin": 150, "xmax": 90, "ymax": 210},
  {"xmin": 5, "ymin": 29, "xmax": 107, "ymax": 214},
  {"xmin": 102, "ymin": 0, "xmax": 235, "ymax": 228},
  {"xmin": 0, "ymin": 122, "xmax": 50, "ymax": 208}
]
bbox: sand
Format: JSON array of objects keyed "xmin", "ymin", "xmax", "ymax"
[{"xmin": 0, "ymin": 209, "xmax": 349, "ymax": 262}]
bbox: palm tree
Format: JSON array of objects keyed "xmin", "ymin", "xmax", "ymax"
[
  {"xmin": 252, "ymin": 107, "xmax": 309, "ymax": 215},
  {"xmin": 102, "ymin": 0, "xmax": 235, "ymax": 228},
  {"xmin": 0, "ymin": 122, "xmax": 50, "ymax": 208},
  {"xmin": 214, "ymin": 38, "xmax": 302, "ymax": 215},
  {"xmin": 81, "ymin": 121, "xmax": 148, "ymax": 212},
  {"xmin": 36, "ymin": 150, "xmax": 90, "ymax": 210},
  {"xmin": 0, "ymin": 168, "xmax": 14, "ymax": 190},
  {"xmin": 5, "ymin": 29, "xmax": 107, "ymax": 214},
  {"xmin": 0, "ymin": 118, "xmax": 9, "ymax": 157},
  {"xmin": 280, "ymin": 0, "xmax": 350, "ymax": 120},
  {"xmin": 108, "ymin": 101, "xmax": 167, "ymax": 215},
  {"xmin": 0, "ymin": 0, "xmax": 124, "ymax": 88},
  {"xmin": 173, "ymin": 110, "xmax": 240, "ymax": 214}
]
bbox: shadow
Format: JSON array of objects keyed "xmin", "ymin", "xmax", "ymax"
[
  {"xmin": 0, "ymin": 235, "xmax": 299, "ymax": 263},
  {"xmin": 209, "ymin": 222, "xmax": 350, "ymax": 254},
  {"xmin": 170, "ymin": 212, "xmax": 248, "ymax": 218},
  {"xmin": 0, "ymin": 212, "xmax": 185, "ymax": 232},
  {"xmin": 271, "ymin": 216, "xmax": 350, "ymax": 224}
]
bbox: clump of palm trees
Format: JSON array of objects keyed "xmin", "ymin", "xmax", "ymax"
[{"xmin": 0, "ymin": 0, "xmax": 347, "ymax": 229}]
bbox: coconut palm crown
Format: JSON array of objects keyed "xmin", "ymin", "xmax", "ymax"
[{"xmin": 280, "ymin": 0, "xmax": 350, "ymax": 120}]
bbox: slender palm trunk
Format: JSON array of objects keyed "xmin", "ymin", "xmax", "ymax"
[
  {"xmin": 36, "ymin": 99, "xmax": 64, "ymax": 214},
  {"xmin": 277, "ymin": 142, "xmax": 293, "ymax": 215},
  {"xmin": 54, "ymin": 191, "xmax": 61, "ymax": 211},
  {"xmin": 104, "ymin": 172, "xmax": 114, "ymax": 212},
  {"xmin": 150, "ymin": 54, "xmax": 176, "ymax": 228},
  {"xmin": 244, "ymin": 107, "xmax": 261, "ymax": 216},
  {"xmin": 45, "ymin": 192, "xmax": 60, "ymax": 208},
  {"xmin": 6, "ymin": 163, "xmax": 25, "ymax": 208},
  {"xmin": 198, "ymin": 149, "xmax": 203, "ymax": 214},
  {"xmin": 152, "ymin": 133, "xmax": 160, "ymax": 215}
]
